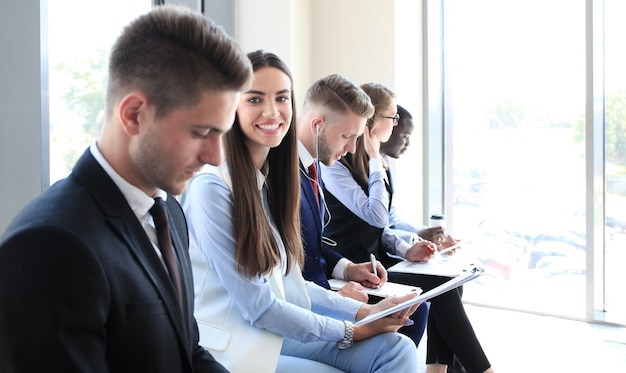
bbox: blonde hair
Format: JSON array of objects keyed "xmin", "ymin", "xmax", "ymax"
[
  {"xmin": 303, "ymin": 74, "xmax": 374, "ymax": 122},
  {"xmin": 341, "ymin": 83, "xmax": 396, "ymax": 188}
]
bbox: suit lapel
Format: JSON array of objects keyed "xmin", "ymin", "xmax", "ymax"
[
  {"xmin": 164, "ymin": 198, "xmax": 192, "ymax": 329},
  {"xmin": 72, "ymin": 150, "xmax": 191, "ymax": 352},
  {"xmin": 300, "ymin": 163, "xmax": 323, "ymax": 234}
]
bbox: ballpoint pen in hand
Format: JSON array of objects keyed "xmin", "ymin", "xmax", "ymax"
[
  {"xmin": 428, "ymin": 242, "xmax": 436, "ymax": 255},
  {"xmin": 370, "ymin": 253, "xmax": 378, "ymax": 277}
]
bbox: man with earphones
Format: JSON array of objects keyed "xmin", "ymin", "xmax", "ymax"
[
  {"xmin": 296, "ymin": 74, "xmax": 429, "ymax": 348},
  {"xmin": 297, "ymin": 75, "xmax": 429, "ymax": 351},
  {"xmin": 296, "ymin": 74, "xmax": 384, "ymax": 302}
]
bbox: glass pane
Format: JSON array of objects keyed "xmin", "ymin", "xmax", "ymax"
[
  {"xmin": 48, "ymin": 1, "xmax": 152, "ymax": 184},
  {"xmin": 444, "ymin": 0, "xmax": 586, "ymax": 318},
  {"xmin": 603, "ymin": 0, "xmax": 626, "ymax": 325}
]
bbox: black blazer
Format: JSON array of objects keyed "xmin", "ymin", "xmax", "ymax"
[{"xmin": 0, "ymin": 149, "xmax": 226, "ymax": 373}]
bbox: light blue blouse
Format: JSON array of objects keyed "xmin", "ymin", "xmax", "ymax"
[{"xmin": 183, "ymin": 166, "xmax": 362, "ymax": 343}]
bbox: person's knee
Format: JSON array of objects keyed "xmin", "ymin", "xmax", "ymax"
[
  {"xmin": 398, "ymin": 332, "xmax": 417, "ymax": 349},
  {"xmin": 276, "ymin": 355, "xmax": 344, "ymax": 373},
  {"xmin": 393, "ymin": 333, "xmax": 419, "ymax": 366},
  {"xmin": 383, "ymin": 332, "xmax": 417, "ymax": 356}
]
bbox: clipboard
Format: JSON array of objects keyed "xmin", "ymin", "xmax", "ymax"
[
  {"xmin": 355, "ymin": 267, "xmax": 484, "ymax": 326},
  {"xmin": 328, "ymin": 279, "xmax": 422, "ymax": 298},
  {"xmin": 387, "ymin": 257, "xmax": 469, "ymax": 277}
]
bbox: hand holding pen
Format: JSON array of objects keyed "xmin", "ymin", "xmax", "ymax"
[
  {"xmin": 418, "ymin": 227, "xmax": 461, "ymax": 256},
  {"xmin": 344, "ymin": 258, "xmax": 387, "ymax": 289},
  {"xmin": 405, "ymin": 240, "xmax": 437, "ymax": 263},
  {"xmin": 370, "ymin": 253, "xmax": 378, "ymax": 277}
]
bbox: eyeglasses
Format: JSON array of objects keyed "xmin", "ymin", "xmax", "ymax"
[{"xmin": 380, "ymin": 113, "xmax": 400, "ymax": 125}]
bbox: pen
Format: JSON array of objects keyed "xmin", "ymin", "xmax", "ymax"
[
  {"xmin": 370, "ymin": 253, "xmax": 377, "ymax": 277},
  {"xmin": 438, "ymin": 243, "xmax": 461, "ymax": 255}
]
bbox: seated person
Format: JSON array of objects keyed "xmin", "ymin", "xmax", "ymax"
[
  {"xmin": 381, "ymin": 104, "xmax": 459, "ymax": 252},
  {"xmin": 320, "ymin": 84, "xmax": 495, "ymax": 373},
  {"xmin": 184, "ymin": 51, "xmax": 420, "ymax": 373},
  {"xmin": 296, "ymin": 74, "xmax": 429, "ymax": 346}
]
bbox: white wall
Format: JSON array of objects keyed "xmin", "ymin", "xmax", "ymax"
[
  {"xmin": 235, "ymin": 0, "xmax": 424, "ymax": 223},
  {"xmin": 234, "ymin": 0, "xmax": 425, "ymax": 221},
  {"xmin": 234, "ymin": 0, "xmax": 312, "ymax": 104}
]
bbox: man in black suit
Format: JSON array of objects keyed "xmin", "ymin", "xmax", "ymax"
[{"xmin": 0, "ymin": 5, "xmax": 252, "ymax": 372}]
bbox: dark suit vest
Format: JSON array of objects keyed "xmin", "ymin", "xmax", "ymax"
[{"xmin": 322, "ymin": 160, "xmax": 397, "ymax": 268}]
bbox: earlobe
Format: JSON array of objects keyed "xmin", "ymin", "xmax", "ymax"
[
  {"xmin": 118, "ymin": 93, "xmax": 147, "ymax": 136},
  {"xmin": 312, "ymin": 115, "xmax": 323, "ymax": 135}
]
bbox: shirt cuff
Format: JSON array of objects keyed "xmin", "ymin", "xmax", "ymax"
[
  {"xmin": 332, "ymin": 258, "xmax": 352, "ymax": 280},
  {"xmin": 395, "ymin": 240, "xmax": 413, "ymax": 258},
  {"xmin": 368, "ymin": 158, "xmax": 385, "ymax": 174}
]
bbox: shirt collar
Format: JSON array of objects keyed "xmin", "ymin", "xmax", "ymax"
[
  {"xmin": 297, "ymin": 140, "xmax": 315, "ymax": 168},
  {"xmin": 89, "ymin": 143, "xmax": 167, "ymax": 218}
]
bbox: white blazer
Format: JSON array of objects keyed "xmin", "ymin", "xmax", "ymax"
[{"xmin": 190, "ymin": 163, "xmax": 311, "ymax": 373}]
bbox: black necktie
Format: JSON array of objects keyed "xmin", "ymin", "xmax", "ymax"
[{"xmin": 150, "ymin": 197, "xmax": 183, "ymax": 310}]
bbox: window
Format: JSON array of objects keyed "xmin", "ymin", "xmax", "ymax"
[
  {"xmin": 603, "ymin": 0, "xmax": 626, "ymax": 325},
  {"xmin": 441, "ymin": 0, "xmax": 589, "ymax": 319},
  {"xmin": 48, "ymin": 0, "xmax": 152, "ymax": 184},
  {"xmin": 420, "ymin": 0, "xmax": 626, "ymax": 325}
]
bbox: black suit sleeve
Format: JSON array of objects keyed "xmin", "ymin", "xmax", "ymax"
[
  {"xmin": 0, "ymin": 227, "xmax": 109, "ymax": 372},
  {"xmin": 321, "ymin": 244, "xmax": 344, "ymax": 278},
  {"xmin": 191, "ymin": 329, "xmax": 229, "ymax": 373}
]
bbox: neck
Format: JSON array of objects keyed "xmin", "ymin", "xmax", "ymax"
[
  {"xmin": 298, "ymin": 134, "xmax": 316, "ymax": 160},
  {"xmin": 247, "ymin": 141, "xmax": 270, "ymax": 171}
]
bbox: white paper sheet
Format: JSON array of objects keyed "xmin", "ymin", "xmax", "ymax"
[{"xmin": 328, "ymin": 279, "xmax": 422, "ymax": 298}]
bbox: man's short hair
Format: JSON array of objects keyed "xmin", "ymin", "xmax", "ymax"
[
  {"xmin": 397, "ymin": 104, "xmax": 413, "ymax": 121},
  {"xmin": 303, "ymin": 73, "xmax": 374, "ymax": 119},
  {"xmin": 106, "ymin": 5, "xmax": 252, "ymax": 119}
]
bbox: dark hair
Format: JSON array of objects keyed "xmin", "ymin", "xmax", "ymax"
[
  {"xmin": 225, "ymin": 50, "xmax": 303, "ymax": 277},
  {"xmin": 106, "ymin": 5, "xmax": 252, "ymax": 120},
  {"xmin": 397, "ymin": 104, "xmax": 413, "ymax": 121}
]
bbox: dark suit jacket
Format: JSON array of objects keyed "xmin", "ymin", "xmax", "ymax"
[
  {"xmin": 299, "ymin": 161, "xmax": 343, "ymax": 289},
  {"xmin": 0, "ymin": 149, "xmax": 226, "ymax": 373}
]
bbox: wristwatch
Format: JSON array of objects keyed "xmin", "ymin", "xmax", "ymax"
[{"xmin": 337, "ymin": 320, "xmax": 354, "ymax": 349}]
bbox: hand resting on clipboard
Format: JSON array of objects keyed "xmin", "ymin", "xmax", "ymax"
[{"xmin": 355, "ymin": 267, "xmax": 484, "ymax": 326}]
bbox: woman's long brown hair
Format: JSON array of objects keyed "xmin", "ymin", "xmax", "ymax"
[{"xmin": 224, "ymin": 50, "xmax": 303, "ymax": 278}]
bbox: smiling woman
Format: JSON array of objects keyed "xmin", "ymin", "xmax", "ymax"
[
  {"xmin": 183, "ymin": 50, "xmax": 419, "ymax": 372},
  {"xmin": 237, "ymin": 60, "xmax": 294, "ymax": 168}
]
